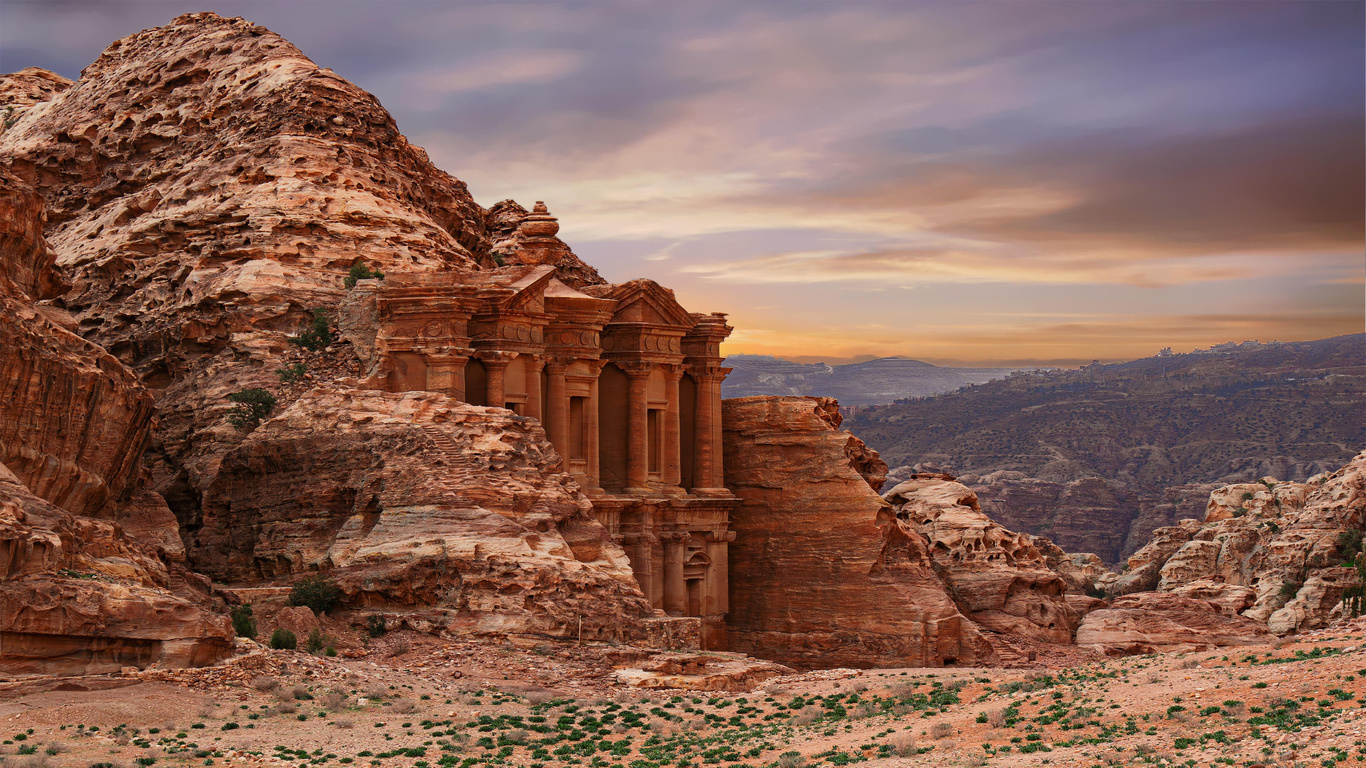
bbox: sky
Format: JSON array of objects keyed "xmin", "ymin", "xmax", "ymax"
[{"xmin": 2, "ymin": 1, "xmax": 1362, "ymax": 366}]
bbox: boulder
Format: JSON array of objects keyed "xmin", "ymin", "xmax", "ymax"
[{"xmin": 1075, "ymin": 592, "xmax": 1273, "ymax": 656}]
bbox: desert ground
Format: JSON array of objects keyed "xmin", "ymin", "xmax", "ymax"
[{"xmin": 2, "ymin": 617, "xmax": 1363, "ymax": 768}]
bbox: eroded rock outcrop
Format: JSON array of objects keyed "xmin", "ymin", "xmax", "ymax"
[
  {"xmin": 722, "ymin": 396, "xmax": 995, "ymax": 669},
  {"xmin": 0, "ymin": 171, "xmax": 231, "ymax": 677},
  {"xmin": 1075, "ymin": 592, "xmax": 1273, "ymax": 656},
  {"xmin": 883, "ymin": 476, "xmax": 1083, "ymax": 645},
  {"xmin": 198, "ymin": 387, "xmax": 655, "ymax": 641},
  {"xmin": 1110, "ymin": 452, "xmax": 1366, "ymax": 636}
]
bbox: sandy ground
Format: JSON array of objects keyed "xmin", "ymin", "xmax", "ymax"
[{"xmin": 2, "ymin": 618, "xmax": 1364, "ymax": 768}]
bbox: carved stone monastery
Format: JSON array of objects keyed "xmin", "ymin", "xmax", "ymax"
[{"xmin": 344, "ymin": 204, "xmax": 738, "ymax": 647}]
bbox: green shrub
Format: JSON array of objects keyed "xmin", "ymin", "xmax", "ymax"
[
  {"xmin": 344, "ymin": 262, "xmax": 385, "ymax": 289},
  {"xmin": 230, "ymin": 604, "xmax": 256, "ymax": 639},
  {"xmin": 1280, "ymin": 579, "xmax": 1303, "ymax": 601},
  {"xmin": 306, "ymin": 628, "xmax": 327, "ymax": 654},
  {"xmin": 289, "ymin": 308, "xmax": 333, "ymax": 351},
  {"xmin": 490, "ymin": 251, "xmax": 509, "ymax": 267},
  {"xmin": 269, "ymin": 628, "xmax": 297, "ymax": 650},
  {"xmin": 276, "ymin": 362, "xmax": 307, "ymax": 383},
  {"xmin": 226, "ymin": 389, "xmax": 276, "ymax": 429},
  {"xmin": 325, "ymin": 646, "xmax": 337, "ymax": 657},
  {"xmin": 366, "ymin": 614, "xmax": 387, "ymax": 638},
  {"xmin": 289, "ymin": 574, "xmax": 341, "ymax": 615}
]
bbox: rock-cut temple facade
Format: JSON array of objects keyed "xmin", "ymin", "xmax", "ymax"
[{"xmin": 343, "ymin": 222, "xmax": 739, "ymax": 647}]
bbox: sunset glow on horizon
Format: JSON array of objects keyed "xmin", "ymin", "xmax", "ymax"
[{"xmin": 4, "ymin": 0, "xmax": 1362, "ymax": 366}]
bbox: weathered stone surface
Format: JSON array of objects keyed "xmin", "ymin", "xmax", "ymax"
[
  {"xmin": 0, "ymin": 168, "xmax": 230, "ymax": 677},
  {"xmin": 1075, "ymin": 592, "xmax": 1273, "ymax": 656},
  {"xmin": 197, "ymin": 387, "xmax": 655, "ymax": 641},
  {"xmin": 0, "ymin": 463, "xmax": 232, "ymax": 677},
  {"xmin": 884, "ymin": 477, "xmax": 1081, "ymax": 644},
  {"xmin": 0, "ymin": 68, "xmax": 72, "ymax": 132},
  {"xmin": 722, "ymin": 396, "xmax": 995, "ymax": 669},
  {"xmin": 1114, "ymin": 451, "xmax": 1365, "ymax": 635}
]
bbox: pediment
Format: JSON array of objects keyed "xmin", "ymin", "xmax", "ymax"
[{"xmin": 606, "ymin": 280, "xmax": 695, "ymax": 329}]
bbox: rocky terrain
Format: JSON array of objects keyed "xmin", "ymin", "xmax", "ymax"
[
  {"xmin": 723, "ymin": 355, "xmax": 1019, "ymax": 406},
  {"xmin": 852, "ymin": 335, "xmax": 1366, "ymax": 563},
  {"xmin": 2, "ymin": 618, "xmax": 1364, "ymax": 768},
  {"xmin": 1108, "ymin": 450, "xmax": 1366, "ymax": 638}
]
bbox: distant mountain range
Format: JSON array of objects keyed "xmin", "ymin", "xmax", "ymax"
[
  {"xmin": 721, "ymin": 355, "xmax": 1021, "ymax": 405},
  {"xmin": 845, "ymin": 333, "xmax": 1366, "ymax": 564}
]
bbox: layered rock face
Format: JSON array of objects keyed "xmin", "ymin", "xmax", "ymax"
[
  {"xmin": 1105, "ymin": 452, "xmax": 1365, "ymax": 637},
  {"xmin": 722, "ymin": 396, "xmax": 997, "ymax": 669},
  {"xmin": 198, "ymin": 387, "xmax": 655, "ymax": 641},
  {"xmin": 883, "ymin": 478, "xmax": 1082, "ymax": 644},
  {"xmin": 0, "ymin": 171, "xmax": 231, "ymax": 677},
  {"xmin": 1074, "ymin": 592, "xmax": 1273, "ymax": 656}
]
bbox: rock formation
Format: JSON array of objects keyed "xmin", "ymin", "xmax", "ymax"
[
  {"xmin": 0, "ymin": 169, "xmax": 231, "ymax": 677},
  {"xmin": 1074, "ymin": 592, "xmax": 1273, "ymax": 656},
  {"xmin": 198, "ymin": 387, "xmax": 656, "ymax": 641},
  {"xmin": 1107, "ymin": 452, "xmax": 1365, "ymax": 636},
  {"xmin": 883, "ymin": 477, "xmax": 1083, "ymax": 645},
  {"xmin": 722, "ymin": 396, "xmax": 997, "ymax": 669}
]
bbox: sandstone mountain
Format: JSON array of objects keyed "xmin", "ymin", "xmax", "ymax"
[
  {"xmin": 0, "ymin": 12, "xmax": 609, "ymax": 582},
  {"xmin": 723, "ymin": 355, "xmax": 1018, "ymax": 405},
  {"xmin": 851, "ymin": 335, "xmax": 1366, "ymax": 563}
]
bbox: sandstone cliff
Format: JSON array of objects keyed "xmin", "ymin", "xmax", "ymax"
[
  {"xmin": 722, "ymin": 396, "xmax": 997, "ymax": 668},
  {"xmin": 198, "ymin": 387, "xmax": 655, "ymax": 640},
  {"xmin": 0, "ymin": 170, "xmax": 231, "ymax": 677}
]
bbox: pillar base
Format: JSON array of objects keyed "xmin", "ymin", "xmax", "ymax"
[{"xmin": 688, "ymin": 487, "xmax": 733, "ymax": 498}]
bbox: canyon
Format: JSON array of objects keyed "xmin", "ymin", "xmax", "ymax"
[{"xmin": 0, "ymin": 11, "xmax": 1362, "ymax": 692}]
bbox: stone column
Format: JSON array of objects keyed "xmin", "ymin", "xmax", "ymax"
[
  {"xmin": 624, "ymin": 363, "xmax": 653, "ymax": 494},
  {"xmin": 544, "ymin": 358, "xmax": 569, "ymax": 461},
  {"xmin": 479, "ymin": 352, "xmax": 514, "ymax": 409},
  {"xmin": 662, "ymin": 531, "xmax": 689, "ymax": 616},
  {"xmin": 524, "ymin": 355, "xmax": 544, "ymax": 420},
  {"xmin": 663, "ymin": 365, "xmax": 683, "ymax": 490},
  {"xmin": 692, "ymin": 366, "xmax": 720, "ymax": 490},
  {"xmin": 424, "ymin": 353, "xmax": 469, "ymax": 402},
  {"xmin": 585, "ymin": 361, "xmax": 604, "ymax": 492},
  {"xmin": 704, "ymin": 530, "xmax": 735, "ymax": 616}
]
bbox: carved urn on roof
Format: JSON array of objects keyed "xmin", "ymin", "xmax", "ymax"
[{"xmin": 518, "ymin": 201, "xmax": 560, "ymax": 239}]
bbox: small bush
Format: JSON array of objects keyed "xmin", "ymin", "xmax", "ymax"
[
  {"xmin": 490, "ymin": 251, "xmax": 509, "ymax": 267},
  {"xmin": 276, "ymin": 362, "xmax": 307, "ymax": 383},
  {"xmin": 892, "ymin": 734, "xmax": 917, "ymax": 757},
  {"xmin": 230, "ymin": 604, "xmax": 256, "ymax": 639},
  {"xmin": 931, "ymin": 722, "xmax": 954, "ymax": 739},
  {"xmin": 344, "ymin": 262, "xmax": 385, "ymax": 289},
  {"xmin": 288, "ymin": 574, "xmax": 341, "ymax": 615},
  {"xmin": 251, "ymin": 675, "xmax": 279, "ymax": 692},
  {"xmin": 325, "ymin": 645, "xmax": 337, "ymax": 657},
  {"xmin": 289, "ymin": 308, "xmax": 333, "ymax": 351},
  {"xmin": 366, "ymin": 614, "xmax": 387, "ymax": 638},
  {"xmin": 269, "ymin": 628, "xmax": 297, "ymax": 650},
  {"xmin": 305, "ymin": 628, "xmax": 328, "ymax": 654},
  {"xmin": 226, "ymin": 389, "xmax": 276, "ymax": 429}
]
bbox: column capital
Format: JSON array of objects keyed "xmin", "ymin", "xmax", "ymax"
[
  {"xmin": 688, "ymin": 361, "xmax": 725, "ymax": 379},
  {"xmin": 474, "ymin": 350, "xmax": 517, "ymax": 368},
  {"xmin": 620, "ymin": 360, "xmax": 655, "ymax": 379},
  {"xmin": 660, "ymin": 363, "xmax": 686, "ymax": 381},
  {"xmin": 544, "ymin": 356, "xmax": 570, "ymax": 373},
  {"xmin": 705, "ymin": 530, "xmax": 737, "ymax": 543}
]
